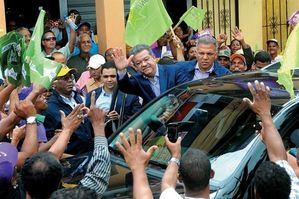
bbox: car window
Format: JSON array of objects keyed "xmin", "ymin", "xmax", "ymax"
[
  {"xmin": 110, "ymin": 90, "xmax": 261, "ymax": 183},
  {"xmin": 261, "ymin": 61, "xmax": 281, "ymax": 72}
]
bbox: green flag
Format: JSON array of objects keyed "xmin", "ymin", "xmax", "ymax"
[
  {"xmin": 0, "ymin": 31, "xmax": 26, "ymax": 86},
  {"xmin": 125, "ymin": 0, "xmax": 173, "ymax": 47},
  {"xmin": 277, "ymin": 23, "xmax": 299, "ymax": 99},
  {"xmin": 24, "ymin": 10, "xmax": 62, "ymax": 88},
  {"xmin": 180, "ymin": 6, "xmax": 205, "ymax": 31}
]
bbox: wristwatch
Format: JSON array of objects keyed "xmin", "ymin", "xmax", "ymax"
[
  {"xmin": 26, "ymin": 116, "xmax": 37, "ymax": 124},
  {"xmin": 168, "ymin": 157, "xmax": 180, "ymax": 167}
]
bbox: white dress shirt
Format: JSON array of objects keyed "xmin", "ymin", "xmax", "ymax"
[
  {"xmin": 193, "ymin": 63, "xmax": 215, "ymax": 81},
  {"xmin": 95, "ymin": 89, "xmax": 113, "ymax": 111}
]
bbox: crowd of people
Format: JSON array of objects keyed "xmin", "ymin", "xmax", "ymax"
[{"xmin": 0, "ymin": 7, "xmax": 298, "ymax": 199}]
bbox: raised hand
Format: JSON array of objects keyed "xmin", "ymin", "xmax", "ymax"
[
  {"xmin": 111, "ymin": 48, "xmax": 134, "ymax": 71},
  {"xmin": 116, "ymin": 128, "xmax": 158, "ymax": 171},
  {"xmin": 243, "ymin": 80, "xmax": 271, "ymax": 118},
  {"xmin": 232, "ymin": 26, "xmax": 244, "ymax": 41},
  {"xmin": 60, "ymin": 104, "xmax": 84, "ymax": 132},
  {"xmin": 170, "ymin": 35, "xmax": 184, "ymax": 49},
  {"xmin": 14, "ymin": 100, "xmax": 37, "ymax": 119},
  {"xmin": 165, "ymin": 135, "xmax": 181, "ymax": 159},
  {"xmin": 217, "ymin": 33, "xmax": 228, "ymax": 46},
  {"xmin": 88, "ymin": 91, "xmax": 106, "ymax": 136}
]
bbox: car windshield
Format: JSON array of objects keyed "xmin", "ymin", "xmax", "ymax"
[{"xmin": 109, "ymin": 79, "xmax": 286, "ymax": 186}]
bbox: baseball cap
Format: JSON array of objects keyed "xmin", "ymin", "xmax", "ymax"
[
  {"xmin": 230, "ymin": 54, "xmax": 246, "ymax": 65},
  {"xmin": 77, "ymin": 22, "xmax": 91, "ymax": 30},
  {"xmin": 57, "ymin": 65, "xmax": 76, "ymax": 77},
  {"xmin": 218, "ymin": 47, "xmax": 231, "ymax": 58},
  {"xmin": 87, "ymin": 54, "xmax": 106, "ymax": 69},
  {"xmin": 0, "ymin": 142, "xmax": 18, "ymax": 184},
  {"xmin": 266, "ymin": 39, "xmax": 278, "ymax": 45}
]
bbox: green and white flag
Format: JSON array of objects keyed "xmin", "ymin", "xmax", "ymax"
[
  {"xmin": 180, "ymin": 6, "xmax": 205, "ymax": 31},
  {"xmin": 24, "ymin": 10, "xmax": 62, "ymax": 88},
  {"xmin": 0, "ymin": 31, "xmax": 26, "ymax": 85},
  {"xmin": 125, "ymin": 0, "xmax": 173, "ymax": 46}
]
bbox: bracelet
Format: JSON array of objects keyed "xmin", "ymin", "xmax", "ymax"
[
  {"xmin": 168, "ymin": 157, "xmax": 180, "ymax": 167},
  {"xmin": 26, "ymin": 116, "xmax": 37, "ymax": 124}
]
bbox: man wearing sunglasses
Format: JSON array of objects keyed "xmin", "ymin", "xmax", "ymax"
[
  {"xmin": 42, "ymin": 65, "xmax": 94, "ymax": 154},
  {"xmin": 42, "ymin": 25, "xmax": 76, "ymax": 61}
]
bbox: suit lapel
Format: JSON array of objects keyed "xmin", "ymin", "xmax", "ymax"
[
  {"xmin": 95, "ymin": 88, "xmax": 102, "ymax": 102},
  {"xmin": 109, "ymin": 88, "xmax": 119, "ymax": 112}
]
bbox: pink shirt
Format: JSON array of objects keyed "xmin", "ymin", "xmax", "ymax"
[{"xmin": 76, "ymin": 71, "xmax": 90, "ymax": 90}]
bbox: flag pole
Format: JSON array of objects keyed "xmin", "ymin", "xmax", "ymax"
[
  {"xmin": 169, "ymin": 26, "xmax": 181, "ymax": 49},
  {"xmin": 173, "ymin": 6, "xmax": 194, "ymax": 30},
  {"xmin": 173, "ymin": 19, "xmax": 183, "ymax": 30}
]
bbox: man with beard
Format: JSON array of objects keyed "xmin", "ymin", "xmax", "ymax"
[{"xmin": 42, "ymin": 66, "xmax": 93, "ymax": 154}]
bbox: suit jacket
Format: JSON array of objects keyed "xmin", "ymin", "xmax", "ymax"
[
  {"xmin": 42, "ymin": 90, "xmax": 94, "ymax": 154},
  {"xmin": 118, "ymin": 64, "xmax": 188, "ymax": 105},
  {"xmin": 85, "ymin": 87, "xmax": 141, "ymax": 136},
  {"xmin": 175, "ymin": 60, "xmax": 232, "ymax": 82}
]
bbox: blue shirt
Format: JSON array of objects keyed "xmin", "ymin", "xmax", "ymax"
[
  {"xmin": 95, "ymin": 89, "xmax": 112, "ymax": 111},
  {"xmin": 147, "ymin": 65, "xmax": 160, "ymax": 97},
  {"xmin": 73, "ymin": 41, "xmax": 99, "ymax": 56}
]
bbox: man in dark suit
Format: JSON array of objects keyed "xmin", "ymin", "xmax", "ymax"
[
  {"xmin": 175, "ymin": 36, "xmax": 231, "ymax": 81},
  {"xmin": 112, "ymin": 38, "xmax": 230, "ymax": 105},
  {"xmin": 85, "ymin": 61, "xmax": 141, "ymax": 137},
  {"xmin": 112, "ymin": 44, "xmax": 189, "ymax": 105}
]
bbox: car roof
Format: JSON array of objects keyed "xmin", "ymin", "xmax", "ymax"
[{"xmin": 173, "ymin": 71, "xmax": 291, "ymax": 106}]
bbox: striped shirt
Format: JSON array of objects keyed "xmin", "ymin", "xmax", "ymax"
[{"xmin": 79, "ymin": 136, "xmax": 111, "ymax": 196}]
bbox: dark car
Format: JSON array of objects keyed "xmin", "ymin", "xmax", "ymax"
[{"xmin": 61, "ymin": 71, "xmax": 299, "ymax": 198}]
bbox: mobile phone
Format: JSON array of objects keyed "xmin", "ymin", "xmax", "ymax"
[{"xmin": 167, "ymin": 125, "xmax": 178, "ymax": 143}]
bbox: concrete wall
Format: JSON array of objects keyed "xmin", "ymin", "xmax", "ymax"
[{"xmin": 238, "ymin": 0, "xmax": 263, "ymax": 51}]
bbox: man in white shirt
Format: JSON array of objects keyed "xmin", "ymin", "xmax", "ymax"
[{"xmin": 160, "ymin": 137, "xmax": 213, "ymax": 199}]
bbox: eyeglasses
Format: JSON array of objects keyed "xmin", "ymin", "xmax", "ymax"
[{"xmin": 43, "ymin": 36, "xmax": 56, "ymax": 41}]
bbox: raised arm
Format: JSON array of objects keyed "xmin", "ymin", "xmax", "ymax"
[
  {"xmin": 161, "ymin": 136, "xmax": 181, "ymax": 191},
  {"xmin": 0, "ymin": 112, "xmax": 21, "ymax": 140},
  {"xmin": 67, "ymin": 14, "xmax": 77, "ymax": 54},
  {"xmin": 232, "ymin": 27, "xmax": 254, "ymax": 66},
  {"xmin": 0, "ymin": 83, "xmax": 15, "ymax": 111},
  {"xmin": 79, "ymin": 91, "xmax": 111, "ymax": 196},
  {"xmin": 14, "ymin": 100, "xmax": 39, "ymax": 167},
  {"xmin": 116, "ymin": 128, "xmax": 157, "ymax": 199},
  {"xmin": 243, "ymin": 80, "xmax": 287, "ymax": 162},
  {"xmin": 232, "ymin": 27, "xmax": 250, "ymax": 49},
  {"xmin": 169, "ymin": 35, "xmax": 185, "ymax": 61},
  {"xmin": 112, "ymin": 48, "xmax": 134, "ymax": 73}
]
